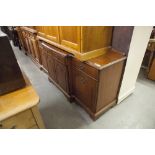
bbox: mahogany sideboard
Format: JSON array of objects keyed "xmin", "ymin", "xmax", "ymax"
[{"xmin": 17, "ymin": 26, "xmax": 126, "ymax": 120}]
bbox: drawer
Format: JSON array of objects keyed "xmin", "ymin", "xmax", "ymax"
[
  {"xmin": 0, "ymin": 109, "xmax": 36, "ymax": 129},
  {"xmin": 72, "ymin": 58, "xmax": 99, "ymax": 80}
]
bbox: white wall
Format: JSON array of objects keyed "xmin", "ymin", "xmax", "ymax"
[{"xmin": 118, "ymin": 26, "xmax": 153, "ymax": 103}]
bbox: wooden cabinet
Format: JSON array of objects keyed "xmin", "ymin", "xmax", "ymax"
[
  {"xmin": 34, "ymin": 39, "xmax": 126, "ymax": 120},
  {"xmin": 39, "ymin": 41, "xmax": 71, "ymax": 98},
  {"xmin": 19, "ymin": 27, "xmax": 41, "ymax": 64},
  {"xmin": 18, "ymin": 26, "xmax": 127, "ymax": 120},
  {"xmin": 36, "ymin": 26, "xmax": 113, "ymax": 61},
  {"xmin": 71, "ymin": 50, "xmax": 126, "ymax": 120},
  {"xmin": 37, "ymin": 26, "xmax": 112, "ymax": 52}
]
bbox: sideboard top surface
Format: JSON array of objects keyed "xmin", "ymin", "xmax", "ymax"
[{"xmin": 85, "ymin": 49, "xmax": 126, "ymax": 70}]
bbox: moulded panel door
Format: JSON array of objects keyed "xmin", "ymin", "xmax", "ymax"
[
  {"xmin": 72, "ymin": 68, "xmax": 97, "ymax": 111},
  {"xmin": 59, "ymin": 26, "xmax": 81, "ymax": 51},
  {"xmin": 31, "ymin": 38, "xmax": 40, "ymax": 63},
  {"xmin": 28, "ymin": 36, "xmax": 36, "ymax": 58},
  {"xmin": 36, "ymin": 26, "xmax": 46, "ymax": 36},
  {"xmin": 44, "ymin": 26, "xmax": 60, "ymax": 43},
  {"xmin": 47, "ymin": 52, "xmax": 56, "ymax": 81},
  {"xmin": 39, "ymin": 45, "xmax": 48, "ymax": 71},
  {"xmin": 54, "ymin": 59, "xmax": 69, "ymax": 93}
]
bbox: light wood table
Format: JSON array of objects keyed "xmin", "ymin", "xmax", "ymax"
[{"xmin": 0, "ymin": 73, "xmax": 45, "ymax": 129}]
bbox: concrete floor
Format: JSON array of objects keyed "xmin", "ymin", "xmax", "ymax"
[{"xmin": 11, "ymin": 43, "xmax": 155, "ymax": 129}]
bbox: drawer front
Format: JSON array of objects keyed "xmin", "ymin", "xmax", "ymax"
[
  {"xmin": 72, "ymin": 58, "xmax": 98, "ymax": 80},
  {"xmin": 0, "ymin": 109, "xmax": 36, "ymax": 129}
]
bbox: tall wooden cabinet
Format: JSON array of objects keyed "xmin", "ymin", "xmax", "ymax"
[{"xmin": 36, "ymin": 26, "xmax": 113, "ymax": 61}]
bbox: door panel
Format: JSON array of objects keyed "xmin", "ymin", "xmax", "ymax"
[
  {"xmin": 55, "ymin": 59, "xmax": 69, "ymax": 92},
  {"xmin": 28, "ymin": 37, "xmax": 36, "ymax": 58},
  {"xmin": 72, "ymin": 68, "xmax": 97, "ymax": 111},
  {"xmin": 44, "ymin": 26, "xmax": 60, "ymax": 43},
  {"xmin": 59, "ymin": 26, "xmax": 81, "ymax": 51},
  {"xmin": 31, "ymin": 39, "xmax": 40, "ymax": 63},
  {"xmin": 47, "ymin": 52, "xmax": 56, "ymax": 81},
  {"xmin": 39, "ymin": 45, "xmax": 48, "ymax": 71}
]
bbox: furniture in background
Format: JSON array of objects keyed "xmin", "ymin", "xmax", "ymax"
[
  {"xmin": 142, "ymin": 27, "xmax": 155, "ymax": 81},
  {"xmin": 17, "ymin": 26, "xmax": 127, "ymax": 120},
  {"xmin": 0, "ymin": 36, "xmax": 26, "ymax": 95},
  {"xmin": 35, "ymin": 26, "xmax": 113, "ymax": 61},
  {"xmin": 17, "ymin": 27, "xmax": 41, "ymax": 66},
  {"xmin": 142, "ymin": 39, "xmax": 155, "ymax": 80},
  {"xmin": 147, "ymin": 40, "xmax": 155, "ymax": 80},
  {"xmin": 0, "ymin": 72, "xmax": 45, "ymax": 129}
]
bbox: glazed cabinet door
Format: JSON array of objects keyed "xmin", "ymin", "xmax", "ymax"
[
  {"xmin": 72, "ymin": 68, "xmax": 97, "ymax": 111},
  {"xmin": 59, "ymin": 26, "xmax": 81, "ymax": 51},
  {"xmin": 54, "ymin": 59, "xmax": 69, "ymax": 93}
]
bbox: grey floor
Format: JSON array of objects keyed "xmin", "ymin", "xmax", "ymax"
[{"xmin": 11, "ymin": 43, "xmax": 155, "ymax": 129}]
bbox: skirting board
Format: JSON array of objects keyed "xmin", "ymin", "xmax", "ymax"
[{"xmin": 117, "ymin": 86, "xmax": 135, "ymax": 104}]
